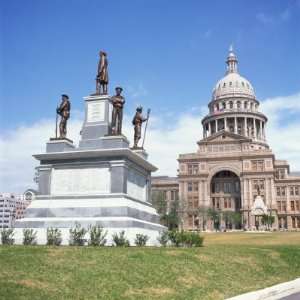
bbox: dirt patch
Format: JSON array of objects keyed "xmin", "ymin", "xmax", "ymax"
[
  {"xmin": 18, "ymin": 279, "xmax": 52, "ymax": 290},
  {"xmin": 177, "ymin": 274, "xmax": 207, "ymax": 288},
  {"xmin": 196, "ymin": 254, "xmax": 212, "ymax": 262},
  {"xmin": 124, "ymin": 287, "xmax": 175, "ymax": 298}
]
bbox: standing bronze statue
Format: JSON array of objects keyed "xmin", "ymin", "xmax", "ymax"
[
  {"xmin": 56, "ymin": 94, "xmax": 71, "ymax": 139},
  {"xmin": 111, "ymin": 87, "xmax": 125, "ymax": 135},
  {"xmin": 96, "ymin": 51, "xmax": 108, "ymax": 95},
  {"xmin": 132, "ymin": 106, "xmax": 150, "ymax": 149}
]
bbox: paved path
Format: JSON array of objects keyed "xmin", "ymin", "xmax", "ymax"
[{"xmin": 280, "ymin": 292, "xmax": 300, "ymax": 299}]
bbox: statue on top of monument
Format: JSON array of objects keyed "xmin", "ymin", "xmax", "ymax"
[
  {"xmin": 96, "ymin": 51, "xmax": 108, "ymax": 95},
  {"xmin": 56, "ymin": 94, "xmax": 71, "ymax": 139},
  {"xmin": 132, "ymin": 106, "xmax": 150, "ymax": 149},
  {"xmin": 111, "ymin": 87, "xmax": 125, "ymax": 135}
]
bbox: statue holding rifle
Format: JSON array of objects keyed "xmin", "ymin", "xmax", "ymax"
[
  {"xmin": 132, "ymin": 106, "xmax": 150, "ymax": 149},
  {"xmin": 56, "ymin": 94, "xmax": 71, "ymax": 139}
]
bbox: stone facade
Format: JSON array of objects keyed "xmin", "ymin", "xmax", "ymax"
[{"xmin": 152, "ymin": 48, "xmax": 300, "ymax": 231}]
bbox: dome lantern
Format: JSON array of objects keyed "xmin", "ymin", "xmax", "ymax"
[{"xmin": 226, "ymin": 45, "xmax": 238, "ymax": 74}]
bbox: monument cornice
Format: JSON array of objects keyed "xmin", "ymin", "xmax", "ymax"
[{"xmin": 33, "ymin": 148, "xmax": 157, "ymax": 172}]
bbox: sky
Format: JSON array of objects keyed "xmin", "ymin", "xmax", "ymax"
[{"xmin": 1, "ymin": 0, "xmax": 300, "ymax": 193}]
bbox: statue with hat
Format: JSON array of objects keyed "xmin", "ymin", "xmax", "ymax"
[
  {"xmin": 132, "ymin": 106, "xmax": 150, "ymax": 149},
  {"xmin": 111, "ymin": 87, "xmax": 125, "ymax": 135},
  {"xmin": 56, "ymin": 94, "xmax": 71, "ymax": 139},
  {"xmin": 96, "ymin": 51, "xmax": 108, "ymax": 95}
]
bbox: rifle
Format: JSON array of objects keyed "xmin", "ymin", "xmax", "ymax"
[{"xmin": 142, "ymin": 108, "xmax": 151, "ymax": 149}]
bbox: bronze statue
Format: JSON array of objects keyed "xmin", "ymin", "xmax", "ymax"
[
  {"xmin": 132, "ymin": 106, "xmax": 149, "ymax": 148},
  {"xmin": 96, "ymin": 51, "xmax": 108, "ymax": 95},
  {"xmin": 56, "ymin": 94, "xmax": 71, "ymax": 138},
  {"xmin": 111, "ymin": 87, "xmax": 125, "ymax": 135}
]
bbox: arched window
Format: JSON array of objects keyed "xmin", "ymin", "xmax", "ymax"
[
  {"xmin": 237, "ymin": 101, "xmax": 241, "ymax": 109},
  {"xmin": 244, "ymin": 101, "xmax": 248, "ymax": 109},
  {"xmin": 229, "ymin": 101, "xmax": 233, "ymax": 109},
  {"xmin": 222, "ymin": 102, "xmax": 226, "ymax": 109}
]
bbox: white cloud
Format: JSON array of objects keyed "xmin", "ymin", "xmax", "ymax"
[{"xmin": 1, "ymin": 92, "xmax": 300, "ymax": 194}]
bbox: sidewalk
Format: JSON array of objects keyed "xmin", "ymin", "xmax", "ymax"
[{"xmin": 226, "ymin": 278, "xmax": 300, "ymax": 300}]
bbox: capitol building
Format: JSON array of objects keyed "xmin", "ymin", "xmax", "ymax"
[{"xmin": 152, "ymin": 47, "xmax": 300, "ymax": 231}]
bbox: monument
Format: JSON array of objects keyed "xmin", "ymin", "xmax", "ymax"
[{"xmin": 14, "ymin": 51, "xmax": 165, "ymax": 245}]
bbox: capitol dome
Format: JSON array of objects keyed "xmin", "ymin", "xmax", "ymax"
[{"xmin": 212, "ymin": 47, "xmax": 255, "ymax": 101}]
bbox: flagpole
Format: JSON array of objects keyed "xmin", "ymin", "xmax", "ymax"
[{"xmin": 142, "ymin": 108, "xmax": 151, "ymax": 149}]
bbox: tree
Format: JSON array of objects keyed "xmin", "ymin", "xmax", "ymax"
[
  {"xmin": 207, "ymin": 208, "xmax": 221, "ymax": 231},
  {"xmin": 151, "ymin": 190, "xmax": 168, "ymax": 226},
  {"xmin": 261, "ymin": 214, "xmax": 275, "ymax": 230},
  {"xmin": 196, "ymin": 206, "xmax": 209, "ymax": 231}
]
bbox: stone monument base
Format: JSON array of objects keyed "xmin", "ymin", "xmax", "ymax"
[{"xmin": 13, "ymin": 194, "xmax": 165, "ymax": 246}]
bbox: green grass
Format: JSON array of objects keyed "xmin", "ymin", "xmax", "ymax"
[{"xmin": 1, "ymin": 232, "xmax": 300, "ymax": 300}]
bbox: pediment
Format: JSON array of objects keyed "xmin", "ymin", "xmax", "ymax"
[{"xmin": 198, "ymin": 130, "xmax": 251, "ymax": 144}]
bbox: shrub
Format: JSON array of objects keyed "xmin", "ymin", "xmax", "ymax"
[
  {"xmin": 157, "ymin": 230, "xmax": 169, "ymax": 247},
  {"xmin": 47, "ymin": 228, "xmax": 62, "ymax": 246},
  {"xmin": 69, "ymin": 222, "xmax": 87, "ymax": 246},
  {"xmin": 135, "ymin": 233, "xmax": 149, "ymax": 246},
  {"xmin": 168, "ymin": 230, "xmax": 182, "ymax": 247},
  {"xmin": 181, "ymin": 231, "xmax": 204, "ymax": 247},
  {"xmin": 0, "ymin": 228, "xmax": 14, "ymax": 245},
  {"xmin": 88, "ymin": 225, "xmax": 107, "ymax": 246},
  {"xmin": 112, "ymin": 231, "xmax": 130, "ymax": 247},
  {"xmin": 23, "ymin": 229, "xmax": 37, "ymax": 245},
  {"xmin": 168, "ymin": 230, "xmax": 204, "ymax": 247}
]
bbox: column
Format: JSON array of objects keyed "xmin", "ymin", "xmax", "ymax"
[
  {"xmin": 253, "ymin": 118, "xmax": 257, "ymax": 139},
  {"xmin": 215, "ymin": 119, "xmax": 218, "ymax": 133},
  {"xmin": 260, "ymin": 120, "xmax": 263, "ymax": 140},
  {"xmin": 224, "ymin": 117, "xmax": 227, "ymax": 132},
  {"xmin": 244, "ymin": 117, "xmax": 247, "ymax": 136},
  {"xmin": 234, "ymin": 117, "xmax": 237, "ymax": 134},
  {"xmin": 208, "ymin": 122, "xmax": 211, "ymax": 136}
]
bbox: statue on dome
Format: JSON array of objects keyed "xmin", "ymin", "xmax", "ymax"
[
  {"xmin": 111, "ymin": 87, "xmax": 125, "ymax": 135},
  {"xmin": 95, "ymin": 51, "xmax": 108, "ymax": 95}
]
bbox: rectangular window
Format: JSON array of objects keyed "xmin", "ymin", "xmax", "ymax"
[
  {"xmin": 292, "ymin": 217, "xmax": 296, "ymax": 228},
  {"xmin": 277, "ymin": 201, "xmax": 281, "ymax": 211},
  {"xmin": 290, "ymin": 187, "xmax": 294, "ymax": 196},
  {"xmin": 281, "ymin": 187, "xmax": 286, "ymax": 196},
  {"xmin": 282, "ymin": 202, "xmax": 286, "ymax": 211},
  {"xmin": 295, "ymin": 186, "xmax": 299, "ymax": 196},
  {"xmin": 277, "ymin": 187, "xmax": 281, "ymax": 197},
  {"xmin": 296, "ymin": 201, "xmax": 300, "ymax": 211},
  {"xmin": 224, "ymin": 198, "xmax": 227, "ymax": 208},
  {"xmin": 188, "ymin": 165, "xmax": 193, "ymax": 175},
  {"xmin": 193, "ymin": 182, "xmax": 198, "ymax": 192},
  {"xmin": 291, "ymin": 201, "xmax": 295, "ymax": 211},
  {"xmin": 187, "ymin": 182, "xmax": 193, "ymax": 192}
]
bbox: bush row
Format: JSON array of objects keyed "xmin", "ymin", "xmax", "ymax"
[
  {"xmin": 0, "ymin": 223, "xmax": 150, "ymax": 247},
  {"xmin": 157, "ymin": 230, "xmax": 204, "ymax": 247},
  {"xmin": 1, "ymin": 226, "xmax": 203, "ymax": 247}
]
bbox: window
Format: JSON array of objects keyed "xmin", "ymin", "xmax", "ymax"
[
  {"xmin": 188, "ymin": 182, "xmax": 193, "ymax": 192},
  {"xmin": 229, "ymin": 101, "xmax": 233, "ymax": 109},
  {"xmin": 251, "ymin": 160, "xmax": 264, "ymax": 171},
  {"xmin": 237, "ymin": 101, "xmax": 241, "ymax": 109},
  {"xmin": 277, "ymin": 201, "xmax": 281, "ymax": 211},
  {"xmin": 296, "ymin": 201, "xmax": 300, "ymax": 211},
  {"xmin": 291, "ymin": 201, "xmax": 295, "ymax": 211},
  {"xmin": 296, "ymin": 186, "xmax": 299, "ymax": 196},
  {"xmin": 244, "ymin": 101, "xmax": 248, "ymax": 109},
  {"xmin": 290, "ymin": 187, "xmax": 295, "ymax": 196},
  {"xmin": 193, "ymin": 182, "xmax": 198, "ymax": 192},
  {"xmin": 187, "ymin": 164, "xmax": 199, "ymax": 175},
  {"xmin": 224, "ymin": 198, "xmax": 227, "ymax": 208},
  {"xmin": 277, "ymin": 187, "xmax": 281, "ymax": 197}
]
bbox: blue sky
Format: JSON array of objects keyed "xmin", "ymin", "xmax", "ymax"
[
  {"xmin": 1, "ymin": 0, "xmax": 300, "ymax": 192},
  {"xmin": 1, "ymin": 0, "xmax": 300, "ymax": 130}
]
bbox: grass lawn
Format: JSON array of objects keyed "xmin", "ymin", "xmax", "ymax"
[{"xmin": 1, "ymin": 232, "xmax": 300, "ymax": 300}]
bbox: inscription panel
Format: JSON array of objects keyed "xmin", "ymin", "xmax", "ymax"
[
  {"xmin": 127, "ymin": 169, "xmax": 146, "ymax": 201},
  {"xmin": 51, "ymin": 167, "xmax": 110, "ymax": 195},
  {"xmin": 87, "ymin": 101, "xmax": 105, "ymax": 123}
]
